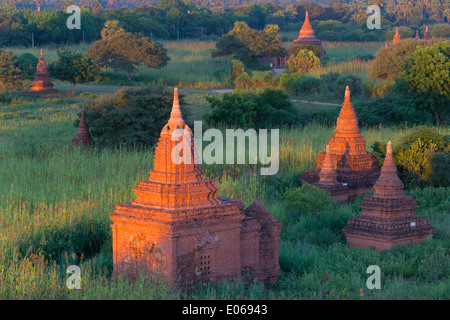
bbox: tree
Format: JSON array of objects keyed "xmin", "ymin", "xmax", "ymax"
[
  {"xmin": 84, "ymin": 86, "xmax": 191, "ymax": 148},
  {"xmin": 0, "ymin": 50, "xmax": 25, "ymax": 93},
  {"xmin": 88, "ymin": 32, "xmax": 169, "ymax": 81},
  {"xmin": 286, "ymin": 49, "xmax": 322, "ymax": 73},
  {"xmin": 101, "ymin": 20, "xmax": 125, "ymax": 40},
  {"xmin": 400, "ymin": 41, "xmax": 450, "ymax": 125},
  {"xmin": 49, "ymin": 51, "xmax": 99, "ymax": 95},
  {"xmin": 213, "ymin": 21, "xmax": 285, "ymax": 67},
  {"xmin": 14, "ymin": 53, "xmax": 39, "ymax": 78},
  {"xmin": 370, "ymin": 39, "xmax": 437, "ymax": 81}
]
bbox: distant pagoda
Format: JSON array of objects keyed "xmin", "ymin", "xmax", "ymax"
[
  {"xmin": 28, "ymin": 50, "xmax": 57, "ymax": 94},
  {"xmin": 292, "ymin": 11, "xmax": 325, "ymax": 59},
  {"xmin": 415, "ymin": 30, "xmax": 420, "ymax": 40},
  {"xmin": 71, "ymin": 109, "xmax": 93, "ymax": 147},
  {"xmin": 299, "ymin": 87, "xmax": 380, "ymax": 200},
  {"xmin": 343, "ymin": 141, "xmax": 435, "ymax": 251},
  {"xmin": 110, "ymin": 88, "xmax": 282, "ymax": 286},
  {"xmin": 393, "ymin": 27, "xmax": 401, "ymax": 45},
  {"xmin": 423, "ymin": 26, "xmax": 432, "ymax": 40}
]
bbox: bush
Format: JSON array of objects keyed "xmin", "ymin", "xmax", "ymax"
[
  {"xmin": 286, "ymin": 50, "xmax": 322, "ymax": 73},
  {"xmin": 230, "ymin": 60, "xmax": 245, "ymax": 80},
  {"xmin": 205, "ymin": 88, "xmax": 296, "ymax": 129},
  {"xmin": 373, "ymin": 127, "xmax": 450, "ymax": 187},
  {"xmin": 0, "ymin": 93, "xmax": 12, "ymax": 104},
  {"xmin": 283, "ymin": 184, "xmax": 334, "ymax": 217},
  {"xmin": 289, "ymin": 44, "xmax": 322, "ymax": 59},
  {"xmin": 82, "ymin": 86, "xmax": 191, "ymax": 149},
  {"xmin": 14, "ymin": 53, "xmax": 39, "ymax": 78},
  {"xmin": 317, "ymin": 30, "xmax": 341, "ymax": 41},
  {"xmin": 289, "ymin": 76, "xmax": 324, "ymax": 96},
  {"xmin": 335, "ymin": 74, "xmax": 362, "ymax": 99},
  {"xmin": 355, "ymin": 95, "xmax": 434, "ymax": 126},
  {"xmin": 213, "ymin": 67, "xmax": 230, "ymax": 83},
  {"xmin": 279, "ymin": 72, "xmax": 303, "ymax": 89}
]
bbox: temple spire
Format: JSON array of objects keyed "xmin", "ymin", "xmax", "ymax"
[
  {"xmin": 373, "ymin": 141, "xmax": 404, "ymax": 198},
  {"xmin": 393, "ymin": 27, "xmax": 401, "ymax": 44},
  {"xmin": 318, "ymin": 145, "xmax": 338, "ymax": 185},
  {"xmin": 424, "ymin": 25, "xmax": 432, "ymax": 40},
  {"xmin": 168, "ymin": 87, "xmax": 185, "ymax": 128},
  {"xmin": 71, "ymin": 109, "xmax": 93, "ymax": 147}
]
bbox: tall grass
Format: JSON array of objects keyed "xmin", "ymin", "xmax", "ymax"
[{"xmin": 8, "ymin": 41, "xmax": 232, "ymax": 88}]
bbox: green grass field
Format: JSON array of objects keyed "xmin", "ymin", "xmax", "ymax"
[{"xmin": 1, "ymin": 40, "xmax": 449, "ymax": 300}]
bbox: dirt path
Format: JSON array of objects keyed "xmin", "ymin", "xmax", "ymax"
[{"xmin": 54, "ymin": 82, "xmax": 340, "ymax": 107}]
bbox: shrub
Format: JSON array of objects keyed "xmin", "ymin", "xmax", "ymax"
[
  {"xmin": 14, "ymin": 53, "xmax": 38, "ymax": 78},
  {"xmin": 335, "ymin": 74, "xmax": 362, "ymax": 99},
  {"xmin": 289, "ymin": 76, "xmax": 324, "ymax": 96},
  {"xmin": 83, "ymin": 86, "xmax": 191, "ymax": 149},
  {"xmin": 0, "ymin": 93, "xmax": 12, "ymax": 104},
  {"xmin": 205, "ymin": 88, "xmax": 296, "ymax": 129},
  {"xmin": 279, "ymin": 72, "xmax": 303, "ymax": 89},
  {"xmin": 360, "ymin": 32, "xmax": 379, "ymax": 42},
  {"xmin": 317, "ymin": 30, "xmax": 340, "ymax": 41},
  {"xmin": 283, "ymin": 184, "xmax": 334, "ymax": 217},
  {"xmin": 234, "ymin": 73, "xmax": 252, "ymax": 89},
  {"xmin": 289, "ymin": 44, "xmax": 322, "ymax": 59},
  {"xmin": 429, "ymin": 152, "xmax": 450, "ymax": 187},
  {"xmin": 357, "ymin": 54, "xmax": 375, "ymax": 61},
  {"xmin": 230, "ymin": 60, "xmax": 245, "ymax": 80},
  {"xmin": 286, "ymin": 50, "xmax": 322, "ymax": 73},
  {"xmin": 373, "ymin": 127, "xmax": 450, "ymax": 187},
  {"xmin": 213, "ymin": 67, "xmax": 230, "ymax": 83},
  {"xmin": 355, "ymin": 95, "xmax": 434, "ymax": 126}
]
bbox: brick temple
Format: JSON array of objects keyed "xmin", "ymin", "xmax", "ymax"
[
  {"xmin": 71, "ymin": 109, "xmax": 93, "ymax": 147},
  {"xmin": 292, "ymin": 11, "xmax": 325, "ymax": 59},
  {"xmin": 110, "ymin": 88, "xmax": 282, "ymax": 286},
  {"xmin": 28, "ymin": 50, "xmax": 57, "ymax": 94},
  {"xmin": 415, "ymin": 30, "xmax": 420, "ymax": 40},
  {"xmin": 393, "ymin": 27, "xmax": 401, "ymax": 45},
  {"xmin": 343, "ymin": 141, "xmax": 435, "ymax": 251},
  {"xmin": 299, "ymin": 87, "xmax": 380, "ymax": 200}
]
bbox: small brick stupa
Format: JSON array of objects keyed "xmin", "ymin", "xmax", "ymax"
[
  {"xmin": 415, "ymin": 30, "xmax": 420, "ymax": 40},
  {"xmin": 393, "ymin": 27, "xmax": 401, "ymax": 45},
  {"xmin": 343, "ymin": 142, "xmax": 435, "ymax": 251},
  {"xmin": 299, "ymin": 87, "xmax": 380, "ymax": 200},
  {"xmin": 28, "ymin": 50, "xmax": 57, "ymax": 94},
  {"xmin": 423, "ymin": 26, "xmax": 432, "ymax": 40},
  {"xmin": 292, "ymin": 11, "xmax": 325, "ymax": 59},
  {"xmin": 71, "ymin": 109, "xmax": 93, "ymax": 147},
  {"xmin": 315, "ymin": 145, "xmax": 351, "ymax": 201},
  {"xmin": 110, "ymin": 88, "xmax": 282, "ymax": 286}
]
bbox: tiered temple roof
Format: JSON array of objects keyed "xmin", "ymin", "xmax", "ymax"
[
  {"xmin": 110, "ymin": 88, "xmax": 282, "ymax": 286},
  {"xmin": 28, "ymin": 50, "xmax": 57, "ymax": 94},
  {"xmin": 299, "ymin": 87, "xmax": 380, "ymax": 200},
  {"xmin": 343, "ymin": 142, "xmax": 435, "ymax": 251},
  {"xmin": 292, "ymin": 11, "xmax": 325, "ymax": 59}
]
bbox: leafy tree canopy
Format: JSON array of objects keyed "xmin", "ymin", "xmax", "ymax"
[{"xmin": 88, "ymin": 32, "xmax": 169, "ymax": 80}]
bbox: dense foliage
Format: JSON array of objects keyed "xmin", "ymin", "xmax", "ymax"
[
  {"xmin": 205, "ymin": 88, "xmax": 296, "ymax": 128},
  {"xmin": 88, "ymin": 30, "xmax": 169, "ymax": 80},
  {"xmin": 82, "ymin": 86, "xmax": 191, "ymax": 148}
]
